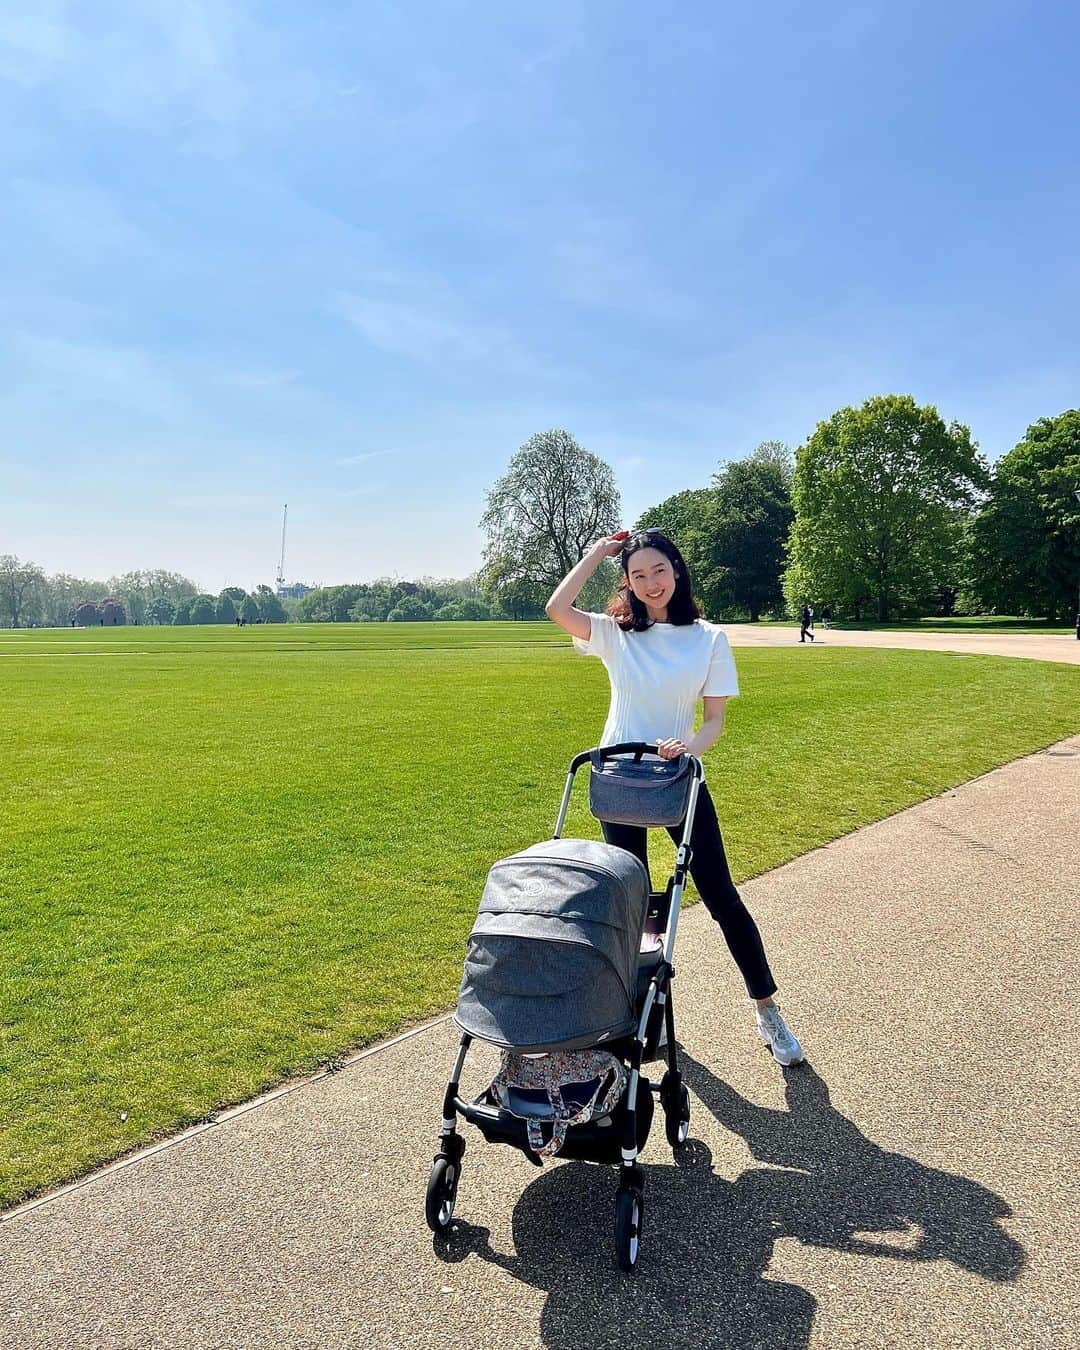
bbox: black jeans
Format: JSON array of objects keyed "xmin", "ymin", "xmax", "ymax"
[{"xmin": 601, "ymin": 783, "xmax": 778, "ymax": 1000}]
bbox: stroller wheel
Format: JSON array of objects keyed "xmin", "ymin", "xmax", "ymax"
[
  {"xmin": 425, "ymin": 1155, "xmax": 460, "ymax": 1234},
  {"xmin": 664, "ymin": 1082, "xmax": 691, "ymax": 1150},
  {"xmin": 614, "ymin": 1184, "xmax": 644, "ymax": 1272}
]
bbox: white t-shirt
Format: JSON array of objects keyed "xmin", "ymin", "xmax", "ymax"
[{"xmin": 572, "ymin": 612, "xmax": 739, "ymax": 749}]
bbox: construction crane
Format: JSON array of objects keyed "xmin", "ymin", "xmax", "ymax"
[{"xmin": 275, "ymin": 504, "xmax": 288, "ymax": 591}]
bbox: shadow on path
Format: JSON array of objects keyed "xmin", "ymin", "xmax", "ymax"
[{"xmin": 436, "ymin": 1053, "xmax": 1025, "ymax": 1349}]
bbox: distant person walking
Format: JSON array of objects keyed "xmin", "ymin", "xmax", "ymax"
[
  {"xmin": 544, "ymin": 528, "xmax": 805, "ymax": 1065},
  {"xmin": 821, "ymin": 604, "xmax": 832, "ymax": 630},
  {"xmin": 799, "ymin": 605, "xmax": 815, "ymax": 643}
]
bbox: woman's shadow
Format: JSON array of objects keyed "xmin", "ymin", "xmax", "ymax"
[{"xmin": 435, "ymin": 1052, "xmax": 1025, "ymax": 1350}]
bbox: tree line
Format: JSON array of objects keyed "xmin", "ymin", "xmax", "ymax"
[
  {"xmin": 0, "ymin": 567, "xmax": 292, "ymax": 628},
  {"xmin": 479, "ymin": 403, "xmax": 1079, "ymax": 624},
  {"xmin": 294, "ymin": 576, "xmax": 511, "ymax": 623},
  {"xmin": 5, "ymin": 399, "xmax": 1076, "ymax": 628}
]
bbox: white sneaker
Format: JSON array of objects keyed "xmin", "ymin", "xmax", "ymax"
[{"xmin": 755, "ymin": 1004, "xmax": 804, "ymax": 1066}]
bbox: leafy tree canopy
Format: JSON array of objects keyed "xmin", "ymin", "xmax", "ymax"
[
  {"xmin": 965, "ymin": 409, "xmax": 1080, "ymax": 620},
  {"xmin": 783, "ymin": 395, "xmax": 987, "ymax": 621},
  {"xmin": 387, "ymin": 595, "xmax": 434, "ymax": 621},
  {"xmin": 705, "ymin": 453, "xmax": 794, "ymax": 621},
  {"xmin": 145, "ymin": 596, "xmax": 175, "ymax": 625},
  {"xmin": 254, "ymin": 585, "xmax": 288, "ymax": 623},
  {"xmin": 0, "ymin": 555, "xmax": 45, "ymax": 628},
  {"xmin": 636, "ymin": 445, "xmax": 794, "ymax": 620},
  {"xmin": 480, "ymin": 429, "xmax": 620, "ymax": 614}
]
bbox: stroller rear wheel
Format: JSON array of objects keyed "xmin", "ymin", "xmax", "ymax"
[
  {"xmin": 425, "ymin": 1153, "xmax": 461, "ymax": 1234},
  {"xmin": 614, "ymin": 1183, "xmax": 644, "ymax": 1272}
]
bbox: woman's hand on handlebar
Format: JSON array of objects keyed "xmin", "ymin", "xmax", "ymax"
[{"xmin": 656, "ymin": 738, "xmax": 689, "ymax": 760}]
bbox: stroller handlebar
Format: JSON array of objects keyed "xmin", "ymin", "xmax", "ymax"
[{"xmin": 567, "ymin": 743, "xmax": 704, "ymax": 778}]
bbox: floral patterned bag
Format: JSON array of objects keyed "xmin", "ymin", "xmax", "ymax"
[{"xmin": 492, "ymin": 1048, "xmax": 628, "ymax": 1158}]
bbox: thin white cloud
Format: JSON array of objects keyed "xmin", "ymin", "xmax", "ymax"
[
  {"xmin": 5, "ymin": 332, "xmax": 183, "ymax": 420},
  {"xmin": 334, "ymin": 450, "xmax": 396, "ymax": 467},
  {"xmin": 9, "ymin": 175, "xmax": 153, "ymax": 256},
  {"xmin": 334, "ymin": 291, "xmax": 567, "ymax": 383},
  {"xmin": 0, "ymin": 1, "xmax": 305, "ymax": 156}
]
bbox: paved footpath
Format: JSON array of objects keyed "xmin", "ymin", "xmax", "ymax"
[
  {"xmin": 4, "ymin": 737, "xmax": 1079, "ymax": 1349},
  {"xmin": 722, "ymin": 624, "xmax": 1080, "ymax": 665}
]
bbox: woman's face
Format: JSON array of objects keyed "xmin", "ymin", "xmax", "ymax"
[{"xmin": 624, "ymin": 546, "xmax": 677, "ymax": 614}]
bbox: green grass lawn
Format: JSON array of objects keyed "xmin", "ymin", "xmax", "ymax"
[{"xmin": 2, "ymin": 621, "xmax": 1078, "ymax": 1208}]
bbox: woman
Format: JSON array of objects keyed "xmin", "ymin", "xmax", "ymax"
[{"xmin": 544, "ymin": 527, "xmax": 804, "ymax": 1066}]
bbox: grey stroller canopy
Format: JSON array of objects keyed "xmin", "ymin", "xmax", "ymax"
[{"xmin": 454, "ymin": 838, "xmax": 650, "ymax": 1054}]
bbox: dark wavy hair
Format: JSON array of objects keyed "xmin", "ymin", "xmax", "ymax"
[{"xmin": 606, "ymin": 528, "xmax": 701, "ymax": 631}]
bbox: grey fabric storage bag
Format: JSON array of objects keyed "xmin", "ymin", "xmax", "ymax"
[
  {"xmin": 588, "ymin": 750, "xmax": 693, "ymax": 827},
  {"xmin": 453, "ymin": 838, "xmax": 649, "ymax": 1054}
]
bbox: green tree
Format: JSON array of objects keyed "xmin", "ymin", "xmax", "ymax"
[
  {"xmin": 705, "ymin": 453, "xmax": 794, "ymax": 621},
  {"xmin": 39, "ymin": 573, "xmax": 106, "ymax": 628},
  {"xmin": 240, "ymin": 594, "xmax": 260, "ymax": 623},
  {"xmin": 478, "ymin": 560, "xmax": 549, "ymax": 620},
  {"xmin": 387, "ymin": 595, "xmax": 434, "ymax": 621},
  {"xmin": 152, "ymin": 570, "xmax": 200, "ymax": 602},
  {"xmin": 215, "ymin": 594, "xmax": 237, "ymax": 624},
  {"xmin": 254, "ymin": 585, "xmax": 288, "ymax": 622},
  {"xmin": 745, "ymin": 439, "xmax": 795, "ymax": 489},
  {"xmin": 146, "ymin": 596, "xmax": 175, "ymax": 625},
  {"xmin": 190, "ymin": 595, "xmax": 216, "ymax": 624},
  {"xmin": 638, "ymin": 448, "xmax": 794, "ymax": 620},
  {"xmin": 355, "ymin": 583, "xmax": 397, "ymax": 621},
  {"xmin": 173, "ymin": 599, "xmax": 193, "ymax": 625},
  {"xmin": 636, "ymin": 488, "xmax": 719, "ymax": 612},
  {"xmin": 0, "ymin": 556, "xmax": 45, "ymax": 628},
  {"xmin": 325, "ymin": 585, "xmax": 366, "ymax": 621},
  {"xmin": 436, "ymin": 597, "xmax": 491, "ymax": 621},
  {"xmin": 784, "ymin": 395, "xmax": 986, "ymax": 621},
  {"xmin": 107, "ymin": 571, "xmax": 149, "ymax": 624},
  {"xmin": 220, "ymin": 586, "xmax": 247, "ymax": 604},
  {"xmin": 480, "ymin": 429, "xmax": 621, "ymax": 615},
  {"xmin": 99, "ymin": 597, "xmax": 126, "ymax": 625},
  {"xmin": 965, "ymin": 410, "xmax": 1080, "ymax": 621},
  {"xmin": 72, "ymin": 600, "xmax": 101, "ymax": 626},
  {"xmin": 108, "ymin": 570, "xmax": 199, "ymax": 624}
]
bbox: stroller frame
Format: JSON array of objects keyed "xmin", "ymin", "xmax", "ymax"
[{"xmin": 426, "ymin": 742, "xmax": 705, "ymax": 1272}]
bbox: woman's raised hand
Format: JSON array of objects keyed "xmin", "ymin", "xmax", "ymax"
[{"xmin": 594, "ymin": 530, "xmax": 630, "ymax": 559}]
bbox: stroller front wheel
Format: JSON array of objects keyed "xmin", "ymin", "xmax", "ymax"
[
  {"xmin": 614, "ymin": 1184, "xmax": 644, "ymax": 1272},
  {"xmin": 425, "ymin": 1155, "xmax": 460, "ymax": 1234}
]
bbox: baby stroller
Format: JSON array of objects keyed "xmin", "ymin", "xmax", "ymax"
[{"xmin": 425, "ymin": 742, "xmax": 705, "ymax": 1272}]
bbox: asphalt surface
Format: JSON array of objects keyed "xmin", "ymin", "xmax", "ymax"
[
  {"xmin": 723, "ymin": 624, "xmax": 1080, "ymax": 665},
  {"xmin": 4, "ymin": 730, "xmax": 1079, "ymax": 1348}
]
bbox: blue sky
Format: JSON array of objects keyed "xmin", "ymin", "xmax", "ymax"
[{"xmin": 2, "ymin": 1, "xmax": 1078, "ymax": 591}]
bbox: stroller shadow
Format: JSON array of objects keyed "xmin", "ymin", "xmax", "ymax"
[{"xmin": 436, "ymin": 1052, "xmax": 1025, "ymax": 1350}]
